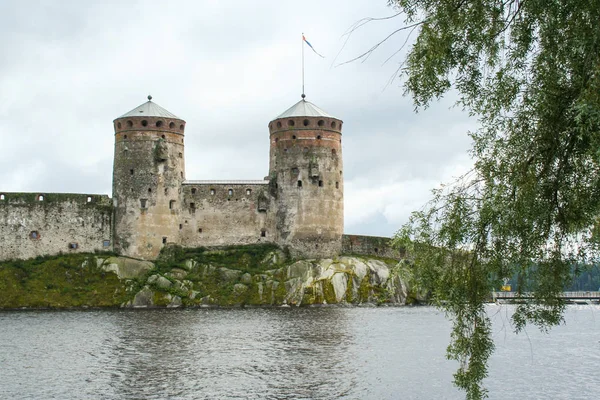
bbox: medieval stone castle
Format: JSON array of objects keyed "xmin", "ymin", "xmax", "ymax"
[{"xmin": 0, "ymin": 96, "xmax": 394, "ymax": 261}]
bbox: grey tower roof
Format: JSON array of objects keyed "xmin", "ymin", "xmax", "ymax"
[
  {"xmin": 119, "ymin": 96, "xmax": 180, "ymax": 119},
  {"xmin": 274, "ymin": 99, "xmax": 337, "ymax": 120}
]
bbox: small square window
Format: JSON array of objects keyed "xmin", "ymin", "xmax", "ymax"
[
  {"xmin": 68, "ymin": 243, "xmax": 78, "ymax": 250},
  {"xmin": 0, "ymin": 194, "xmax": 4, "ymax": 200},
  {"xmin": 30, "ymin": 231, "xmax": 40, "ymax": 239},
  {"xmin": 162, "ymin": 237, "xmax": 167, "ymax": 244},
  {"xmin": 86, "ymin": 196, "xmax": 92, "ymax": 203},
  {"xmin": 191, "ymin": 188, "xmax": 197, "ymax": 194},
  {"xmin": 210, "ymin": 189, "xmax": 215, "ymax": 195},
  {"xmin": 103, "ymin": 240, "xmax": 110, "ymax": 247}
]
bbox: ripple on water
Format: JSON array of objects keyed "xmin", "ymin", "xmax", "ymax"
[{"xmin": 0, "ymin": 306, "xmax": 598, "ymax": 399}]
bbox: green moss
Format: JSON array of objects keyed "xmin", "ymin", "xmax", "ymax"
[
  {"xmin": 345, "ymin": 274, "xmax": 354, "ymax": 303},
  {"xmin": 268, "ymin": 280, "xmax": 284, "ymax": 304},
  {"xmin": 321, "ymin": 279, "xmax": 338, "ymax": 304},
  {"xmin": 152, "ymin": 291, "xmax": 170, "ymax": 306},
  {"xmin": 156, "ymin": 243, "xmax": 287, "ymax": 275},
  {"xmin": 357, "ymin": 275, "xmax": 372, "ymax": 303},
  {"xmin": 0, "ymin": 253, "xmax": 131, "ymax": 309}
]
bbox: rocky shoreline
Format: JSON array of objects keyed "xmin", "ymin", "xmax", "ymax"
[{"xmin": 0, "ymin": 245, "xmax": 427, "ymax": 309}]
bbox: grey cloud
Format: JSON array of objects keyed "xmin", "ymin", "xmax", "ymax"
[{"xmin": 0, "ymin": 0, "xmax": 476, "ymax": 238}]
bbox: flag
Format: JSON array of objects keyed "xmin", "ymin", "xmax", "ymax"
[{"xmin": 303, "ymin": 34, "xmax": 324, "ymax": 58}]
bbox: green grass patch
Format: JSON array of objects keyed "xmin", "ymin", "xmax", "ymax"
[{"xmin": 0, "ymin": 253, "xmax": 130, "ymax": 308}]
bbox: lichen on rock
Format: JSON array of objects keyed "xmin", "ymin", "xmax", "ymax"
[{"xmin": 0, "ymin": 244, "xmax": 425, "ymax": 309}]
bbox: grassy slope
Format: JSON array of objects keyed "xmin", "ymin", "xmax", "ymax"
[{"xmin": 0, "ymin": 253, "xmax": 129, "ymax": 308}]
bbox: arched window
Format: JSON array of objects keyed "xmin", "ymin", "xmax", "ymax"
[{"xmin": 297, "ymin": 180, "xmax": 302, "ymax": 188}]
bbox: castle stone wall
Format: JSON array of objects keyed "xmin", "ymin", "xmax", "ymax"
[
  {"xmin": 0, "ymin": 193, "xmax": 112, "ymax": 260},
  {"xmin": 268, "ymin": 115, "xmax": 344, "ymax": 258},
  {"xmin": 341, "ymin": 234, "xmax": 403, "ymax": 259},
  {"xmin": 179, "ymin": 182, "xmax": 275, "ymax": 247},
  {"xmin": 112, "ymin": 115, "xmax": 186, "ymax": 260}
]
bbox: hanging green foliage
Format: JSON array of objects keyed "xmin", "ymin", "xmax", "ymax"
[{"xmin": 354, "ymin": 1, "xmax": 600, "ymax": 398}]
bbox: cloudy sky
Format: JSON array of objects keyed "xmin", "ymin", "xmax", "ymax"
[{"xmin": 0, "ymin": 0, "xmax": 475, "ymax": 237}]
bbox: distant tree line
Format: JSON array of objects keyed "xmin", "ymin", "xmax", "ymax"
[{"xmin": 506, "ymin": 265, "xmax": 600, "ymax": 292}]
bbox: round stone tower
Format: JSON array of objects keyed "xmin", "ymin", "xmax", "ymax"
[
  {"xmin": 268, "ymin": 97, "xmax": 344, "ymax": 258},
  {"xmin": 112, "ymin": 96, "xmax": 186, "ymax": 259}
]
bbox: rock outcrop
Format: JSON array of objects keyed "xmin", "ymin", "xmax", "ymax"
[
  {"xmin": 0, "ymin": 246, "xmax": 426, "ymax": 309},
  {"xmin": 120, "ymin": 251, "xmax": 421, "ymax": 308}
]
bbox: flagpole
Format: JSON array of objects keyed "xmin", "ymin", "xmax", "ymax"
[{"xmin": 301, "ymin": 33, "xmax": 305, "ymax": 100}]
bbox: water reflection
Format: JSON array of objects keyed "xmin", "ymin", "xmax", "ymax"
[
  {"xmin": 105, "ymin": 308, "xmax": 355, "ymax": 399},
  {"xmin": 1, "ymin": 306, "xmax": 598, "ymax": 399}
]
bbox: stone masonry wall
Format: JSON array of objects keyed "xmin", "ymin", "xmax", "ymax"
[
  {"xmin": 112, "ymin": 115, "xmax": 186, "ymax": 260},
  {"xmin": 268, "ymin": 115, "xmax": 344, "ymax": 258},
  {"xmin": 179, "ymin": 182, "xmax": 275, "ymax": 247},
  {"xmin": 0, "ymin": 192, "xmax": 113, "ymax": 261},
  {"xmin": 341, "ymin": 234, "xmax": 403, "ymax": 259}
]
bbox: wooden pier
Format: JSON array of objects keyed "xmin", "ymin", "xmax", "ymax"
[{"xmin": 492, "ymin": 291, "xmax": 600, "ymax": 304}]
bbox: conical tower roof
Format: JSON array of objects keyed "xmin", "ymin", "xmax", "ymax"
[
  {"xmin": 118, "ymin": 96, "xmax": 180, "ymax": 119},
  {"xmin": 274, "ymin": 99, "xmax": 337, "ymax": 120}
]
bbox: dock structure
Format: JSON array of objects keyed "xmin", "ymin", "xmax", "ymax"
[{"xmin": 492, "ymin": 291, "xmax": 600, "ymax": 304}]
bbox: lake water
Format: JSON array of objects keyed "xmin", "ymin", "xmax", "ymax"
[{"xmin": 0, "ymin": 305, "xmax": 598, "ymax": 399}]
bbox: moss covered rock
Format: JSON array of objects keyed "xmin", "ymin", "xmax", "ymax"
[{"xmin": 0, "ymin": 244, "xmax": 424, "ymax": 309}]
